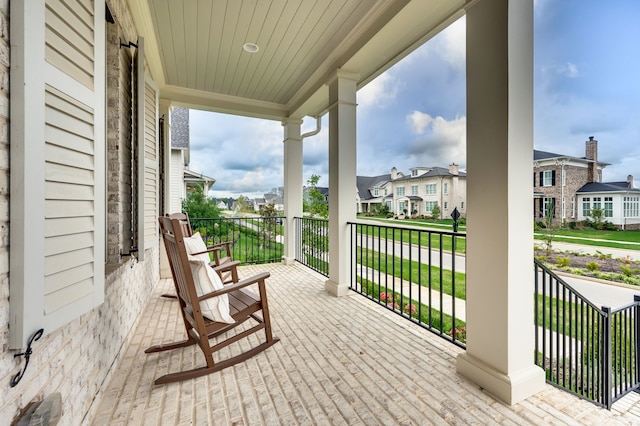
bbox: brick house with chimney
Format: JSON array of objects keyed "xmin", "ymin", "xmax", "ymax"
[{"xmin": 533, "ymin": 137, "xmax": 640, "ymax": 229}]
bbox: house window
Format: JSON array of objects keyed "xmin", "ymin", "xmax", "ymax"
[
  {"xmin": 425, "ymin": 201, "xmax": 437, "ymax": 212},
  {"xmin": 386, "ymin": 200, "xmax": 392, "ymax": 210},
  {"xmin": 592, "ymin": 197, "xmax": 601, "ymax": 210},
  {"xmin": 425, "ymin": 184, "xmax": 436, "ymax": 195},
  {"xmin": 543, "ymin": 197, "xmax": 555, "ymax": 217},
  {"xmin": 624, "ymin": 196, "xmax": 639, "ymax": 217},
  {"xmin": 373, "ymin": 187, "xmax": 379, "ymax": 196},
  {"xmin": 411, "ymin": 169, "xmax": 418, "ymax": 176},
  {"xmin": 562, "ymin": 169, "xmax": 566, "ymax": 186},
  {"xmin": 582, "ymin": 197, "xmax": 590, "ymax": 217},
  {"xmin": 570, "ymin": 198, "xmax": 575, "ymax": 218},
  {"xmin": 461, "ymin": 201, "xmax": 465, "ymax": 209},
  {"xmin": 411, "ymin": 185, "xmax": 418, "ymax": 195},
  {"xmin": 397, "ymin": 187, "xmax": 405, "ymax": 196},
  {"xmin": 384, "ymin": 188, "xmax": 387, "ymax": 196},
  {"xmin": 399, "ymin": 201, "xmax": 406, "ymax": 213},
  {"xmin": 542, "ymin": 170, "xmax": 555, "ymax": 187},
  {"xmin": 443, "ymin": 183, "xmax": 448, "ymax": 194},
  {"xmin": 444, "ymin": 202, "xmax": 448, "ymax": 210},
  {"xmin": 604, "ymin": 197, "xmax": 613, "ymax": 217}
]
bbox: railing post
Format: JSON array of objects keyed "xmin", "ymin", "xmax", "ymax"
[
  {"xmin": 635, "ymin": 295, "xmax": 640, "ymax": 390},
  {"xmin": 602, "ymin": 306, "xmax": 612, "ymax": 409}
]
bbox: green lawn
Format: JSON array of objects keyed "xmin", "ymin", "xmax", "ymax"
[
  {"xmin": 354, "ymin": 222, "xmax": 466, "ymax": 254},
  {"xmin": 356, "ymin": 247, "xmax": 466, "ymax": 299}
]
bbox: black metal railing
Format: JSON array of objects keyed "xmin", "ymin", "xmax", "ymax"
[
  {"xmin": 534, "ymin": 259, "xmax": 640, "ymax": 409},
  {"xmin": 294, "ymin": 217, "xmax": 329, "ymax": 277},
  {"xmin": 189, "ymin": 216, "xmax": 284, "ymax": 265},
  {"xmin": 348, "ymin": 221, "xmax": 467, "ymax": 348}
]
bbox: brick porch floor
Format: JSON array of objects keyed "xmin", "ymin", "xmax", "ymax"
[{"xmin": 92, "ymin": 263, "xmax": 640, "ymax": 425}]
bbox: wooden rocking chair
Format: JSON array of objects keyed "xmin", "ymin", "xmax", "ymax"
[{"xmin": 146, "ymin": 215, "xmax": 279, "ymax": 385}]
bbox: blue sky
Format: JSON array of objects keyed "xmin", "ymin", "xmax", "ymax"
[{"xmin": 189, "ymin": 0, "xmax": 640, "ymax": 199}]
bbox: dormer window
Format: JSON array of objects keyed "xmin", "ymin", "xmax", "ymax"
[{"xmin": 412, "ymin": 169, "xmax": 418, "ymax": 177}]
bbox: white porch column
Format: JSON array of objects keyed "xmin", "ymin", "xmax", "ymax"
[
  {"xmin": 456, "ymin": 0, "xmax": 546, "ymax": 405},
  {"xmin": 282, "ymin": 119, "xmax": 303, "ymax": 265},
  {"xmin": 325, "ymin": 70, "xmax": 358, "ymax": 297}
]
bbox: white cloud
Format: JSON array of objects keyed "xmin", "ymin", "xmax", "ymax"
[
  {"xmin": 405, "ymin": 112, "xmax": 467, "ymax": 169},
  {"xmin": 407, "ymin": 111, "xmax": 434, "ymax": 134},
  {"xmin": 437, "ymin": 16, "xmax": 465, "ymax": 71},
  {"xmin": 357, "ymin": 72, "xmax": 400, "ymax": 110}
]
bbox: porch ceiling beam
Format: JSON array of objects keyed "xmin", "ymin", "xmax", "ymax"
[{"xmin": 161, "ymin": 85, "xmax": 289, "ymax": 121}]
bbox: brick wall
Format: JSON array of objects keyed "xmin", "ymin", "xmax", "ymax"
[
  {"xmin": 0, "ymin": 0, "xmax": 8, "ymax": 364},
  {"xmin": 1, "ymin": 1, "xmax": 160, "ymax": 424},
  {"xmin": 534, "ymin": 164, "xmax": 590, "ymax": 224}
]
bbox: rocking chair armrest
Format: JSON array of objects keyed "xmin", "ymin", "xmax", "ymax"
[
  {"xmin": 207, "ymin": 241, "xmax": 233, "ymax": 251},
  {"xmin": 198, "ymin": 271, "xmax": 270, "ymax": 300},
  {"xmin": 191, "ymin": 245, "xmax": 229, "ymax": 256},
  {"xmin": 212, "ymin": 260, "xmax": 241, "ymax": 274}
]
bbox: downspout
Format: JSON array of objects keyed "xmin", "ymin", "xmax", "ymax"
[{"xmin": 301, "ymin": 116, "xmax": 322, "ymax": 140}]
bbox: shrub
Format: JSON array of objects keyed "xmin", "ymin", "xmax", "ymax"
[
  {"xmin": 556, "ymin": 257, "xmax": 571, "ymax": 268},
  {"xmin": 535, "ymin": 255, "xmax": 549, "ymax": 262},
  {"xmin": 568, "ymin": 221, "xmax": 577, "ymax": 230},
  {"xmin": 602, "ymin": 221, "xmax": 618, "ymax": 231},
  {"xmin": 620, "ymin": 264, "xmax": 639, "ymax": 277},
  {"xmin": 586, "ymin": 261, "xmax": 600, "ymax": 272}
]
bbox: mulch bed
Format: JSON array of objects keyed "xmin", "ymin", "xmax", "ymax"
[{"xmin": 535, "ymin": 249, "xmax": 637, "ymax": 274}]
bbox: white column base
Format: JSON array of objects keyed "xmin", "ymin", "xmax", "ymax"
[
  {"xmin": 324, "ymin": 279, "xmax": 350, "ymax": 297},
  {"xmin": 456, "ymin": 353, "xmax": 546, "ymax": 405},
  {"xmin": 281, "ymin": 256, "xmax": 296, "ymax": 265}
]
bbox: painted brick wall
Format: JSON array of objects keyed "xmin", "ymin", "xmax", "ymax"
[{"xmin": 1, "ymin": 1, "xmax": 160, "ymax": 424}]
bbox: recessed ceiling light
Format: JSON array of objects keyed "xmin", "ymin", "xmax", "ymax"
[{"xmin": 243, "ymin": 42, "xmax": 259, "ymax": 53}]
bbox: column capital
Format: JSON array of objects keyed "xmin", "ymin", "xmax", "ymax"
[
  {"xmin": 281, "ymin": 118, "xmax": 303, "ymax": 127},
  {"xmin": 326, "ymin": 68, "xmax": 360, "ymax": 86},
  {"xmin": 282, "ymin": 118, "xmax": 303, "ymax": 142}
]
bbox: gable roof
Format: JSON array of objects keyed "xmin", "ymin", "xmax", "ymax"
[
  {"xmin": 533, "ymin": 149, "xmax": 610, "ymax": 166},
  {"xmin": 393, "ymin": 166, "xmax": 466, "ymax": 182},
  {"xmin": 171, "ymin": 107, "xmax": 190, "ymax": 149},
  {"xmin": 357, "ymin": 174, "xmax": 391, "ymax": 200}
]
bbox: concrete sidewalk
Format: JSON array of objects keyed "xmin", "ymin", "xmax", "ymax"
[{"xmin": 539, "ymin": 240, "xmax": 640, "ymax": 261}]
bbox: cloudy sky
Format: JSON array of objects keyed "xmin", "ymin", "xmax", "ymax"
[{"xmin": 188, "ymin": 0, "xmax": 640, "ymax": 199}]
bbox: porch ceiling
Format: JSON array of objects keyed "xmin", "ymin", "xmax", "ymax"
[{"xmin": 129, "ymin": 0, "xmax": 468, "ymax": 120}]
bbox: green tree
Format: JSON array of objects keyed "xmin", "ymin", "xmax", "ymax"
[
  {"xmin": 235, "ymin": 195, "xmax": 254, "ymax": 213},
  {"xmin": 430, "ymin": 203, "xmax": 441, "ymax": 220},
  {"xmin": 589, "ymin": 207, "xmax": 604, "ymax": 230},
  {"xmin": 259, "ymin": 203, "xmax": 279, "ymax": 247},
  {"xmin": 181, "ymin": 185, "xmax": 220, "ymax": 218},
  {"xmin": 377, "ymin": 203, "xmax": 390, "ymax": 217},
  {"xmin": 306, "ymin": 174, "xmax": 328, "ymax": 218}
]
